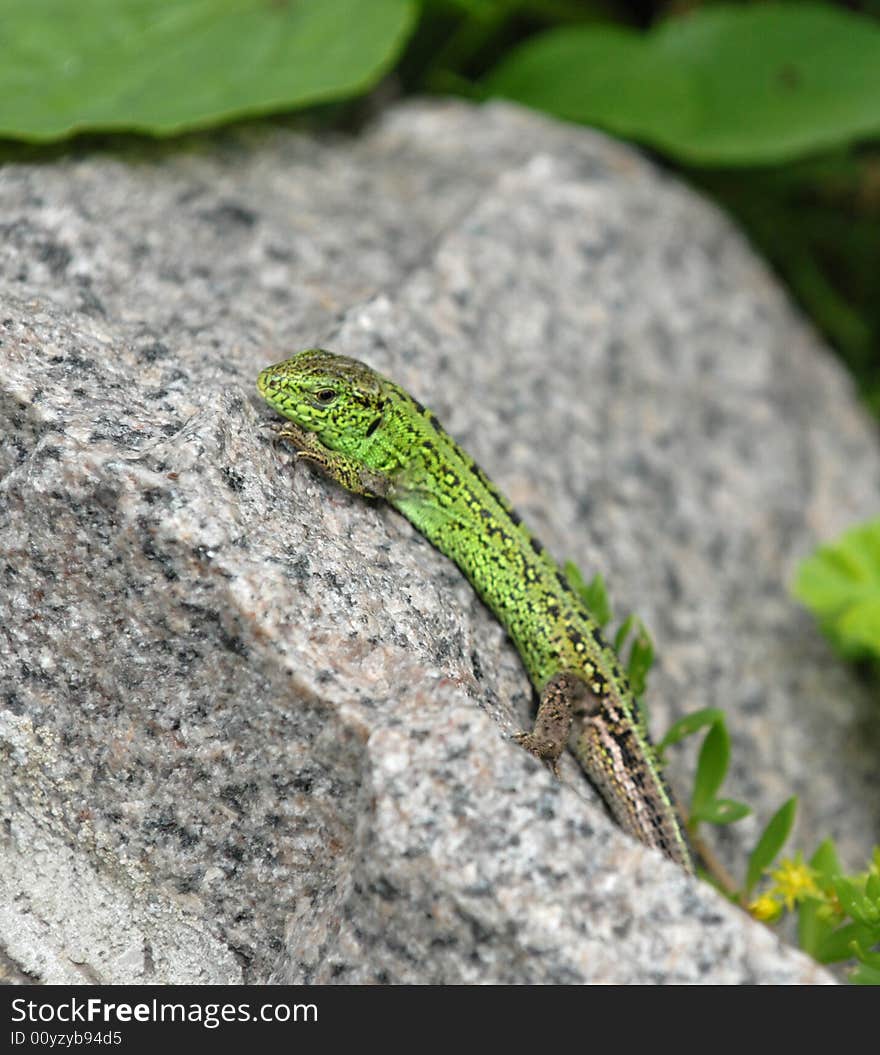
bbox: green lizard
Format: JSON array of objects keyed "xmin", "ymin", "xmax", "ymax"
[{"xmin": 257, "ymin": 349, "xmax": 694, "ymax": 872}]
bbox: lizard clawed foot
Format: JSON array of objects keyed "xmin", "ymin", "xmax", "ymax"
[
  {"xmin": 263, "ymin": 421, "xmax": 330, "ymax": 469},
  {"xmin": 513, "ymin": 730, "xmax": 561, "ymax": 776},
  {"xmin": 261, "ymin": 420, "xmax": 309, "ymax": 454},
  {"xmin": 261, "ymin": 420, "xmax": 289, "ymax": 442}
]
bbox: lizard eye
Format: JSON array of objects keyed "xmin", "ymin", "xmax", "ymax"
[{"xmin": 315, "ymin": 388, "xmax": 337, "ymax": 406}]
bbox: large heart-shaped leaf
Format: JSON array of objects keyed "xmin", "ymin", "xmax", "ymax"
[
  {"xmin": 487, "ymin": 4, "xmax": 880, "ymax": 165},
  {"xmin": 0, "ymin": 0, "xmax": 416, "ymax": 141}
]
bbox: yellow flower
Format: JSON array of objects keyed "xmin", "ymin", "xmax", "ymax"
[
  {"xmin": 769, "ymin": 855, "xmax": 820, "ymax": 911},
  {"xmin": 749, "ymin": 893, "xmax": 783, "ymax": 922}
]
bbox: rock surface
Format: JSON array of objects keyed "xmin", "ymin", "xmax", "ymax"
[{"xmin": 3, "ymin": 99, "xmax": 877, "ymax": 984}]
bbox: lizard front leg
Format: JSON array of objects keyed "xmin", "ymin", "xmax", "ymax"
[
  {"xmin": 270, "ymin": 421, "xmax": 392, "ymax": 499},
  {"xmin": 514, "ymin": 672, "xmax": 585, "ymax": 775}
]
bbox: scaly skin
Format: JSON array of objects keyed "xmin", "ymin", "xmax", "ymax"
[{"xmin": 257, "ymin": 348, "xmax": 693, "ymax": 872}]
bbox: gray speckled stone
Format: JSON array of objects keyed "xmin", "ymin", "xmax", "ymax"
[{"xmin": 3, "ymin": 99, "xmax": 872, "ymax": 984}]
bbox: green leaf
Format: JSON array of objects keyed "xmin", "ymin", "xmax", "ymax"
[
  {"xmin": 799, "ymin": 839, "xmax": 842, "ymax": 955},
  {"xmin": 832, "ymin": 876, "xmax": 880, "ymax": 928},
  {"xmin": 799, "ymin": 839, "xmax": 844, "ymax": 955},
  {"xmin": 613, "ymin": 613, "xmax": 634, "ymax": 654},
  {"xmin": 746, "ymin": 797, "xmax": 798, "ymax": 896},
  {"xmin": 809, "ymin": 838, "xmax": 842, "ymax": 891},
  {"xmin": 565, "ymin": 563, "xmax": 612, "ymax": 627},
  {"xmin": 690, "ymin": 797, "xmax": 750, "ymax": 826},
  {"xmin": 793, "ymin": 517, "xmax": 880, "ymax": 660},
  {"xmin": 625, "ymin": 619, "xmax": 654, "ymax": 699},
  {"xmin": 815, "ymin": 921, "xmax": 871, "ymax": 964},
  {"xmin": 486, "ymin": 4, "xmax": 880, "ymax": 166},
  {"xmin": 798, "ymin": 899, "xmax": 834, "ymax": 961},
  {"xmin": 800, "ymin": 843, "xmax": 880, "ymax": 967},
  {"xmin": 689, "ymin": 718, "xmax": 730, "ymax": 820},
  {"xmin": 0, "ymin": 0, "xmax": 416, "ymax": 141},
  {"xmin": 657, "ymin": 708, "xmax": 725, "ymax": 754}
]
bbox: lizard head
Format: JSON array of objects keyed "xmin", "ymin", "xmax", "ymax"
[{"xmin": 257, "ymin": 348, "xmax": 387, "ymax": 455}]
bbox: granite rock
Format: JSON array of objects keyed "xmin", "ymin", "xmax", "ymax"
[{"xmin": 3, "ymin": 99, "xmax": 875, "ymax": 984}]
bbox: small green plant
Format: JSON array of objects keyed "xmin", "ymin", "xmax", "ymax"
[
  {"xmin": 660, "ymin": 710, "xmax": 752, "ymax": 829},
  {"xmin": 569, "ymin": 556, "xmax": 880, "ymax": 984},
  {"xmin": 793, "ymin": 516, "xmax": 880, "ymax": 660},
  {"xmin": 749, "ymin": 841, "xmax": 880, "ymax": 985},
  {"xmin": 784, "ymin": 516, "xmax": 880, "ymax": 982}
]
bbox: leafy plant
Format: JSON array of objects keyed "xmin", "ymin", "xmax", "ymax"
[
  {"xmin": 745, "ymin": 797, "xmax": 798, "ymax": 900},
  {"xmin": 793, "ymin": 516, "xmax": 880, "ymax": 660},
  {"xmin": 748, "ymin": 841, "xmax": 880, "ymax": 984},
  {"xmin": 679, "ymin": 714, "xmax": 752, "ymax": 828},
  {"xmin": 570, "ymin": 555, "xmax": 880, "ymax": 983},
  {"xmin": 785, "ymin": 519, "xmax": 880, "ymax": 981},
  {"xmin": 6, "ymin": 1, "xmax": 880, "ymax": 167},
  {"xmin": 661, "ymin": 691, "xmax": 880, "ymax": 984}
]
